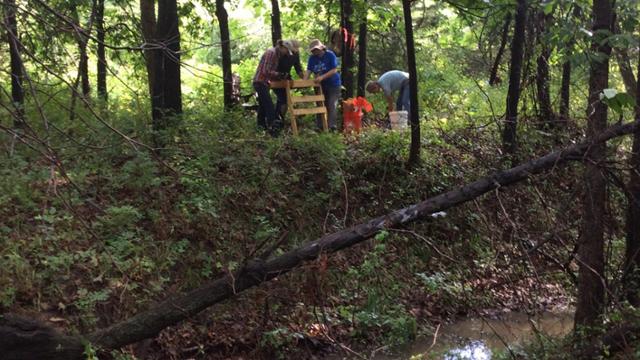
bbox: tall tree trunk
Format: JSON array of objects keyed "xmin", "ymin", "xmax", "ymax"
[
  {"xmin": 403, "ymin": 0, "xmax": 420, "ymax": 167},
  {"xmin": 216, "ymin": 0, "xmax": 233, "ymax": 109},
  {"xmin": 616, "ymin": 51, "xmax": 637, "ymax": 100},
  {"xmin": 79, "ymin": 41, "xmax": 90, "ymax": 98},
  {"xmin": 560, "ymin": 60, "xmax": 571, "ymax": 121},
  {"xmin": 502, "ymin": 0, "xmax": 527, "ymax": 156},
  {"xmin": 72, "ymin": 2, "xmax": 93, "ymax": 99},
  {"xmin": 574, "ymin": 0, "xmax": 612, "ymax": 329},
  {"xmin": 96, "ymin": 0, "xmax": 107, "ymax": 101},
  {"xmin": 489, "ymin": 13, "xmax": 511, "ymax": 86},
  {"xmin": 151, "ymin": 0, "xmax": 182, "ymax": 130},
  {"xmin": 270, "ymin": 0, "xmax": 281, "ymax": 46},
  {"xmin": 356, "ymin": 3, "xmax": 367, "ymax": 97},
  {"xmin": 624, "ymin": 35, "xmax": 640, "ymax": 307},
  {"xmin": 4, "ymin": 0, "xmax": 24, "ymax": 126},
  {"xmin": 140, "ymin": 0, "xmax": 156, "ymax": 100},
  {"xmin": 341, "ymin": 0, "xmax": 354, "ymax": 99},
  {"xmin": 613, "ymin": 17, "xmax": 637, "ymax": 100},
  {"xmin": 71, "ymin": 3, "xmax": 92, "ymax": 99},
  {"xmin": 535, "ymin": 10, "xmax": 554, "ymax": 127},
  {"xmin": 69, "ymin": 1, "xmax": 96, "ymax": 121},
  {"xmin": 559, "ymin": 4, "xmax": 582, "ymax": 124}
]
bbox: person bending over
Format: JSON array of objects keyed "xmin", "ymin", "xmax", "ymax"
[
  {"xmin": 252, "ymin": 41, "xmax": 293, "ymax": 135},
  {"xmin": 274, "ymin": 40, "xmax": 304, "ymax": 121},
  {"xmin": 366, "ymin": 70, "xmax": 410, "ymax": 117}
]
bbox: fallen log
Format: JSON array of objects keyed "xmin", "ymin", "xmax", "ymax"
[
  {"xmin": 0, "ymin": 314, "xmax": 85, "ymax": 360},
  {"xmin": 3, "ymin": 119, "xmax": 640, "ymax": 358}
]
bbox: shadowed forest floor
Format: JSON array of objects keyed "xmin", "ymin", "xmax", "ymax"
[{"xmin": 1, "ymin": 115, "xmax": 593, "ymax": 359}]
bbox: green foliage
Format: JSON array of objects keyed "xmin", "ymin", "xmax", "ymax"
[
  {"xmin": 99, "ymin": 205, "xmax": 142, "ymax": 232},
  {"xmin": 260, "ymin": 327, "xmax": 306, "ymax": 359},
  {"xmin": 75, "ymin": 288, "xmax": 112, "ymax": 326},
  {"xmin": 599, "ymin": 88, "xmax": 636, "ymax": 115},
  {"xmin": 416, "ymin": 271, "xmax": 463, "ymax": 299},
  {"xmin": 84, "ymin": 343, "xmax": 99, "ymax": 360},
  {"xmin": 335, "ymin": 231, "xmax": 419, "ymax": 347}
]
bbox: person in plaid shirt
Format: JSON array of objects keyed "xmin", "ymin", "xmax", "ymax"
[{"xmin": 253, "ymin": 41, "xmax": 295, "ymax": 136}]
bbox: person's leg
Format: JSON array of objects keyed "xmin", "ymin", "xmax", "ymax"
[
  {"xmin": 320, "ymin": 86, "xmax": 341, "ymax": 130},
  {"xmin": 274, "ymin": 88, "xmax": 287, "ymax": 119},
  {"xmin": 399, "ymin": 80, "xmax": 411, "ymax": 115},
  {"xmin": 253, "ymin": 82, "xmax": 266, "ymax": 129},
  {"xmin": 254, "ymin": 82, "xmax": 276, "ymax": 131},
  {"xmin": 273, "ymin": 87, "xmax": 287, "ymax": 132}
]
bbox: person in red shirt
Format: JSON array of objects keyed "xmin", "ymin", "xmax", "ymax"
[{"xmin": 253, "ymin": 41, "xmax": 295, "ymax": 136}]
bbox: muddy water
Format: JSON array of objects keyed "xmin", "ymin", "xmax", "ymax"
[{"xmin": 370, "ymin": 312, "xmax": 574, "ymax": 359}]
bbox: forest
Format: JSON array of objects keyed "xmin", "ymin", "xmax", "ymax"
[{"xmin": 0, "ymin": 0, "xmax": 639, "ymax": 359}]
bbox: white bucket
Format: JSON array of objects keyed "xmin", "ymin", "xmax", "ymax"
[{"xmin": 389, "ymin": 110, "xmax": 408, "ymax": 130}]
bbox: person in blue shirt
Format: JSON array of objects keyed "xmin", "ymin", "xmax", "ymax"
[
  {"xmin": 304, "ymin": 39, "xmax": 341, "ymax": 131},
  {"xmin": 366, "ymin": 70, "xmax": 410, "ymax": 117}
]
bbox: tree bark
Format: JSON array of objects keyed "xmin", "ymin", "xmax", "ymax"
[
  {"xmin": 489, "ymin": 13, "xmax": 511, "ymax": 86},
  {"xmin": 341, "ymin": 0, "xmax": 355, "ymax": 99},
  {"xmin": 216, "ymin": 0, "xmax": 233, "ymax": 110},
  {"xmin": 615, "ymin": 50, "xmax": 637, "ymax": 101},
  {"xmin": 151, "ymin": 0, "xmax": 182, "ymax": 130},
  {"xmin": 71, "ymin": 2, "xmax": 92, "ymax": 99},
  {"xmin": 612, "ymin": 16, "xmax": 637, "ymax": 100},
  {"xmin": 69, "ymin": 1, "xmax": 96, "ymax": 121},
  {"xmin": 270, "ymin": 0, "xmax": 281, "ymax": 46},
  {"xmin": 574, "ymin": 0, "xmax": 612, "ymax": 329},
  {"xmin": 140, "ymin": 0, "xmax": 156, "ymax": 100},
  {"xmin": 502, "ymin": 0, "xmax": 527, "ymax": 155},
  {"xmin": 96, "ymin": 0, "xmax": 107, "ymax": 101},
  {"xmin": 560, "ymin": 60, "xmax": 571, "ymax": 121},
  {"xmin": 403, "ymin": 0, "xmax": 421, "ymax": 167},
  {"xmin": 4, "ymin": 0, "xmax": 24, "ymax": 126},
  {"xmin": 624, "ymin": 39, "xmax": 640, "ymax": 306},
  {"xmin": 535, "ymin": 10, "xmax": 554, "ymax": 127},
  {"xmin": 79, "ymin": 41, "xmax": 90, "ymax": 98},
  {"xmin": 356, "ymin": 5, "xmax": 367, "ymax": 98},
  {"xmin": 0, "ymin": 314, "xmax": 85, "ymax": 360},
  {"xmin": 3, "ymin": 118, "xmax": 640, "ymax": 358},
  {"xmin": 559, "ymin": 4, "xmax": 582, "ymax": 124}
]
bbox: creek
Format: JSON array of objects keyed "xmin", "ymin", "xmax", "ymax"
[{"xmin": 366, "ymin": 311, "xmax": 573, "ymax": 359}]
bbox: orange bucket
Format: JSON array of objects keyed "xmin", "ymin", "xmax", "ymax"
[{"xmin": 343, "ymin": 102, "xmax": 363, "ymax": 134}]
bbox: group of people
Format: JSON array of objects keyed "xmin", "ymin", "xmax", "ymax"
[{"xmin": 252, "ymin": 38, "xmax": 411, "ymax": 136}]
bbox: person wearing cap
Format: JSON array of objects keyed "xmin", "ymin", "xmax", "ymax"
[
  {"xmin": 366, "ymin": 70, "xmax": 411, "ymax": 117},
  {"xmin": 274, "ymin": 39, "xmax": 304, "ymax": 121},
  {"xmin": 304, "ymin": 39, "xmax": 341, "ymax": 131},
  {"xmin": 252, "ymin": 41, "xmax": 293, "ymax": 135}
]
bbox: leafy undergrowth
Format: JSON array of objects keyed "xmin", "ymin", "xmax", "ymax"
[{"xmin": 0, "ymin": 111, "xmax": 602, "ymax": 359}]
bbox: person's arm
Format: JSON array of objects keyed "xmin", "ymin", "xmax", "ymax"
[
  {"xmin": 264, "ymin": 50, "xmax": 280, "ymax": 79},
  {"xmin": 293, "ymin": 54, "xmax": 304, "ymax": 79},
  {"xmin": 386, "ymin": 96, "xmax": 395, "ymax": 112},
  {"xmin": 304, "ymin": 56, "xmax": 313, "ymax": 80},
  {"xmin": 313, "ymin": 67, "xmax": 338, "ymax": 83}
]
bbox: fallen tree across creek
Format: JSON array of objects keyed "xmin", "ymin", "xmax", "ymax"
[{"xmin": 3, "ymin": 119, "xmax": 640, "ymax": 359}]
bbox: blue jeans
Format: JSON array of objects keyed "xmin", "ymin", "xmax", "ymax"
[
  {"xmin": 396, "ymin": 79, "xmax": 411, "ymax": 116},
  {"xmin": 318, "ymin": 85, "xmax": 341, "ymax": 130},
  {"xmin": 253, "ymin": 82, "xmax": 276, "ymax": 131}
]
